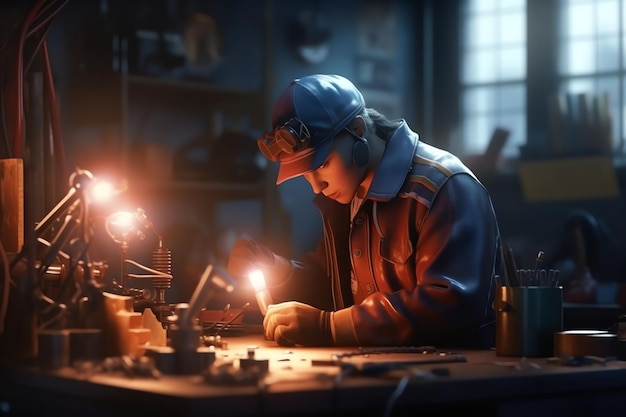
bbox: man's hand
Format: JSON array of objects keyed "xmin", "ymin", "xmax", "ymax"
[{"xmin": 263, "ymin": 301, "xmax": 333, "ymax": 347}]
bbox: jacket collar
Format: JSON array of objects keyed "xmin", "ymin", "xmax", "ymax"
[{"xmin": 365, "ymin": 120, "xmax": 419, "ymax": 201}]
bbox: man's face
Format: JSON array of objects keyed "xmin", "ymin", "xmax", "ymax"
[{"xmin": 302, "ymin": 132, "xmax": 362, "ymax": 204}]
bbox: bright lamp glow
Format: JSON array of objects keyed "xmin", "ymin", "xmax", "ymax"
[
  {"xmin": 89, "ymin": 180, "xmax": 116, "ymax": 203},
  {"xmin": 105, "ymin": 211, "xmax": 136, "ymax": 243},
  {"xmin": 248, "ymin": 269, "xmax": 267, "ymax": 292},
  {"xmin": 248, "ymin": 269, "xmax": 273, "ymax": 315}
]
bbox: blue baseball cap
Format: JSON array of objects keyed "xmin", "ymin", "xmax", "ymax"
[{"xmin": 270, "ymin": 74, "xmax": 365, "ymax": 184}]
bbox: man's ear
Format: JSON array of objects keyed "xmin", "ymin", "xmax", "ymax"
[{"xmin": 349, "ymin": 116, "xmax": 367, "ymax": 137}]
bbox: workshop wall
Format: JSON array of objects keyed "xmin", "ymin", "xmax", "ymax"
[
  {"xmin": 29, "ymin": 0, "xmax": 420, "ymax": 302},
  {"xmin": 8, "ymin": 0, "xmax": 626, "ymax": 303},
  {"xmin": 267, "ymin": 0, "xmax": 419, "ymax": 257},
  {"xmin": 49, "ymin": 0, "xmax": 419, "ymax": 266}
]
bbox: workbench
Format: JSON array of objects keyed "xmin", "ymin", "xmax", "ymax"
[{"xmin": 2, "ymin": 334, "xmax": 626, "ymax": 417}]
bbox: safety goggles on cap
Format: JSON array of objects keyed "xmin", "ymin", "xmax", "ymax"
[{"xmin": 257, "ymin": 118, "xmax": 312, "ymax": 162}]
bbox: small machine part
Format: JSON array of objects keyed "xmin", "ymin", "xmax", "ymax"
[
  {"xmin": 6, "ymin": 169, "xmax": 117, "ymax": 350},
  {"xmin": 37, "ymin": 330, "xmax": 69, "ymax": 369},
  {"xmin": 202, "ymin": 302, "xmax": 250, "ymax": 338},
  {"xmin": 203, "ymin": 334, "xmax": 227, "ymax": 349},
  {"xmin": 102, "ymin": 355, "xmax": 161, "ymax": 379},
  {"xmin": 204, "ymin": 359, "xmax": 269, "ymax": 386},
  {"xmin": 146, "ymin": 265, "xmax": 235, "ymax": 375},
  {"xmin": 166, "ymin": 303, "xmax": 206, "ymax": 375},
  {"xmin": 151, "ymin": 245, "xmax": 174, "ymax": 324},
  {"xmin": 105, "ymin": 208, "xmax": 174, "ymax": 325},
  {"xmin": 239, "ymin": 345, "xmax": 269, "ymax": 373},
  {"xmin": 144, "ymin": 345, "xmax": 216, "ymax": 375}
]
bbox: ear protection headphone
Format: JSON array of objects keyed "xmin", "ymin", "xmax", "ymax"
[
  {"xmin": 344, "ymin": 128, "xmax": 370, "ymax": 168},
  {"xmin": 257, "ymin": 118, "xmax": 311, "ymax": 161}
]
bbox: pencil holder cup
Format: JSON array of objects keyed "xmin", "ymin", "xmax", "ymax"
[{"xmin": 495, "ymin": 286, "xmax": 563, "ymax": 357}]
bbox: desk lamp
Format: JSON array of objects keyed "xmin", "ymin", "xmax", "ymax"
[{"xmin": 105, "ymin": 208, "xmax": 173, "ymax": 324}]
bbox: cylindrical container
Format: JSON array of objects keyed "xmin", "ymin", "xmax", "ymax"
[
  {"xmin": 495, "ymin": 286, "xmax": 563, "ymax": 357},
  {"xmin": 169, "ymin": 324, "xmax": 203, "ymax": 375},
  {"xmin": 37, "ymin": 329, "xmax": 69, "ymax": 369},
  {"xmin": 68, "ymin": 328, "xmax": 103, "ymax": 364},
  {"xmin": 554, "ymin": 330, "xmax": 617, "ymax": 358}
]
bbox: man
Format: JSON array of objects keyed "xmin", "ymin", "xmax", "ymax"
[{"xmin": 228, "ymin": 74, "xmax": 501, "ymax": 348}]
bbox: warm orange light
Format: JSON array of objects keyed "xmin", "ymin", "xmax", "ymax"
[
  {"xmin": 248, "ymin": 269, "xmax": 273, "ymax": 315},
  {"xmin": 105, "ymin": 211, "xmax": 137, "ymax": 243},
  {"xmin": 89, "ymin": 180, "xmax": 116, "ymax": 203},
  {"xmin": 248, "ymin": 269, "xmax": 267, "ymax": 292},
  {"xmin": 107, "ymin": 211, "xmax": 135, "ymax": 229}
]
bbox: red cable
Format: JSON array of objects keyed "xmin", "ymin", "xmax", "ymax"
[
  {"xmin": 12, "ymin": 0, "xmax": 48, "ymax": 158},
  {"xmin": 42, "ymin": 40, "xmax": 67, "ymax": 178}
]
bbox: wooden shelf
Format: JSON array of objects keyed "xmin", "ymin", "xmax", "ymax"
[
  {"xmin": 124, "ymin": 74, "xmax": 264, "ymax": 100},
  {"xmin": 129, "ymin": 179, "xmax": 265, "ymax": 200},
  {"xmin": 121, "ymin": 74, "xmax": 266, "ymax": 129}
]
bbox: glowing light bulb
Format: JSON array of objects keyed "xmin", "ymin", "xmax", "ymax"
[
  {"xmin": 89, "ymin": 180, "xmax": 116, "ymax": 203},
  {"xmin": 248, "ymin": 269, "xmax": 273, "ymax": 315},
  {"xmin": 105, "ymin": 211, "xmax": 137, "ymax": 243}
]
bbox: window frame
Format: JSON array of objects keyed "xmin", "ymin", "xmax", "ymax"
[{"xmin": 427, "ymin": 0, "xmax": 625, "ymax": 171}]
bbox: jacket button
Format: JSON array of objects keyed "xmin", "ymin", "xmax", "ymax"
[
  {"xmin": 366, "ymin": 284, "xmax": 374, "ymax": 294},
  {"xmin": 354, "ymin": 218, "xmax": 364, "ymax": 225},
  {"xmin": 353, "ymin": 249, "xmax": 362, "ymax": 257}
]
